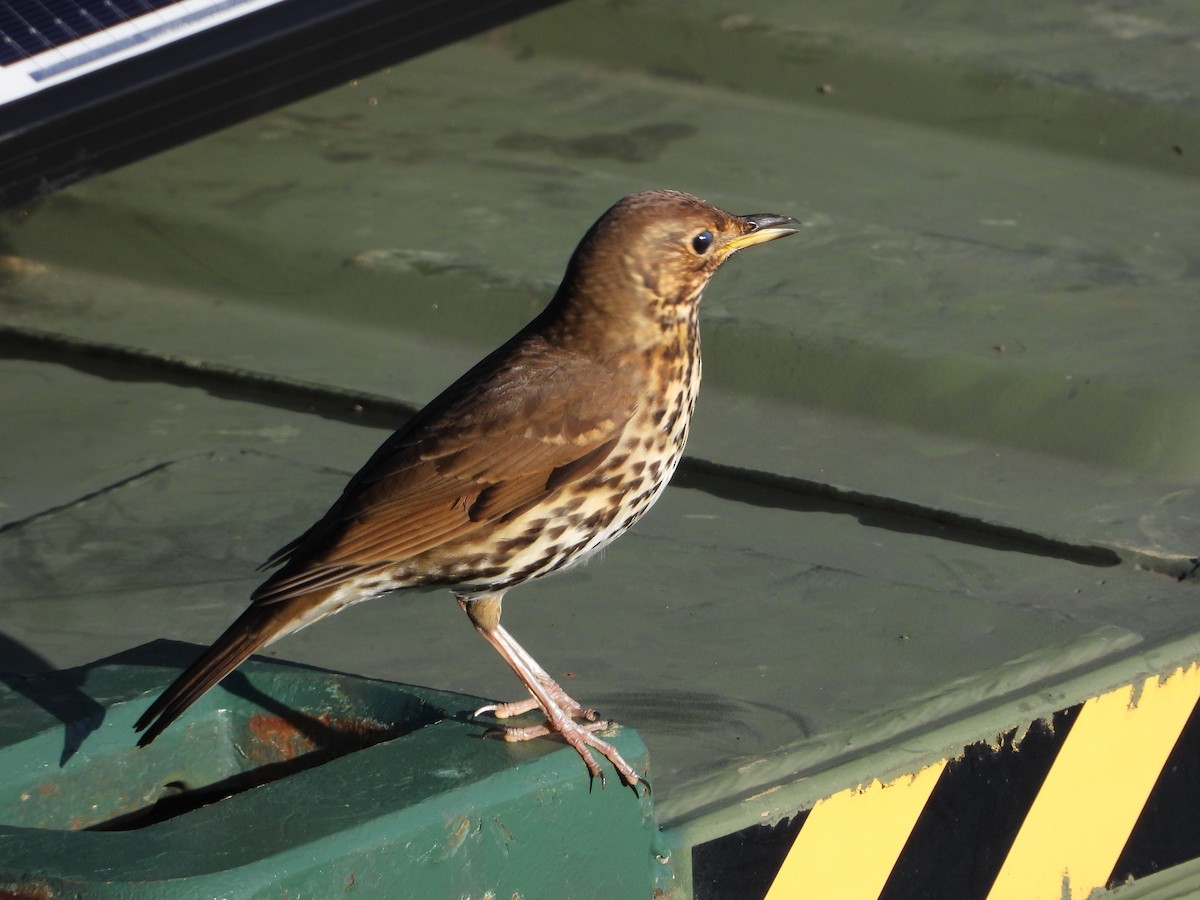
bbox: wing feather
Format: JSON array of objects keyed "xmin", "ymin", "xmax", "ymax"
[{"xmin": 253, "ymin": 340, "xmax": 640, "ymax": 604}]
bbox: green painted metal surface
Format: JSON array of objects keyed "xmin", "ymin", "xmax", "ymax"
[
  {"xmin": 0, "ymin": 644, "xmax": 659, "ymax": 897},
  {"xmin": 2, "ymin": 0, "xmax": 1200, "ymax": 895}
]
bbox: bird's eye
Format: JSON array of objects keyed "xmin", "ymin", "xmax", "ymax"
[{"xmin": 691, "ymin": 230, "xmax": 714, "ymax": 255}]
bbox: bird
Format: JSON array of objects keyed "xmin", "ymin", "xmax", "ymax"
[{"xmin": 134, "ymin": 189, "xmax": 799, "ymax": 789}]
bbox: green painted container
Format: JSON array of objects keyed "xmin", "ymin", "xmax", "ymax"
[{"xmin": 0, "ymin": 642, "xmax": 661, "ymax": 898}]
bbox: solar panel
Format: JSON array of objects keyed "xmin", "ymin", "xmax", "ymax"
[
  {"xmin": 0, "ymin": 0, "xmax": 177, "ymax": 65},
  {"xmin": 0, "ymin": 0, "xmax": 286, "ymax": 103},
  {"xmin": 0, "ymin": 0, "xmax": 564, "ymax": 209}
]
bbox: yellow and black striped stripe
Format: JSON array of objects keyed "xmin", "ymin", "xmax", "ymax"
[{"xmin": 692, "ymin": 664, "xmax": 1200, "ymax": 899}]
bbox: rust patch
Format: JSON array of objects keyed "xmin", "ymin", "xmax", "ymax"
[
  {"xmin": 443, "ymin": 814, "xmax": 472, "ymax": 855},
  {"xmin": 243, "ymin": 713, "xmax": 397, "ymax": 764},
  {"xmin": 245, "ymin": 714, "xmax": 320, "ymax": 763},
  {"xmin": 0, "ymin": 883, "xmax": 55, "ymax": 900},
  {"xmin": 85, "ymin": 712, "xmax": 406, "ymax": 831}
]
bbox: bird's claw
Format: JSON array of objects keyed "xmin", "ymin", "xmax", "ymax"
[
  {"xmin": 475, "ymin": 692, "xmax": 597, "ymax": 723},
  {"xmin": 475, "ymin": 706, "xmax": 646, "ymax": 790},
  {"xmin": 591, "ymin": 768, "xmax": 652, "ymax": 797}
]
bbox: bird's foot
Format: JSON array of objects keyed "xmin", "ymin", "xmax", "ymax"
[
  {"xmin": 475, "ymin": 680, "xmax": 645, "ymax": 791},
  {"xmin": 460, "ymin": 601, "xmax": 646, "ymax": 792},
  {"xmin": 474, "ymin": 678, "xmax": 598, "ymax": 723},
  {"xmin": 483, "ymin": 716, "xmax": 608, "ymax": 743},
  {"xmin": 484, "ymin": 711, "xmax": 647, "ymax": 793}
]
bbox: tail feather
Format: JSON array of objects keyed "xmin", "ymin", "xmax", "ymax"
[{"xmin": 134, "ymin": 606, "xmax": 289, "ymax": 746}]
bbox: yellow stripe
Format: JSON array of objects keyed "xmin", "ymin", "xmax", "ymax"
[
  {"xmin": 987, "ymin": 665, "xmax": 1200, "ymax": 900},
  {"xmin": 766, "ymin": 760, "xmax": 947, "ymax": 900}
]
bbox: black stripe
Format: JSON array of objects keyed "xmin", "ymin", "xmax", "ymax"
[
  {"xmin": 692, "ymin": 810, "xmax": 809, "ymax": 900},
  {"xmin": 1108, "ymin": 690, "xmax": 1200, "ymax": 886},
  {"xmin": 879, "ymin": 704, "xmax": 1082, "ymax": 900}
]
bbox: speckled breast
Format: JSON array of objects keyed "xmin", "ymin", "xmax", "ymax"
[{"xmin": 454, "ymin": 315, "xmax": 702, "ymax": 597}]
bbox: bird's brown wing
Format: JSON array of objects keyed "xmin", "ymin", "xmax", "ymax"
[
  {"xmin": 252, "ymin": 347, "xmax": 640, "ymax": 604},
  {"xmin": 136, "ymin": 349, "xmax": 639, "ymax": 745}
]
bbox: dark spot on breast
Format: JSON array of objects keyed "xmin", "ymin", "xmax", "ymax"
[
  {"xmin": 497, "ymin": 533, "xmax": 538, "ymax": 554},
  {"xmin": 563, "ymin": 538, "xmax": 591, "ymax": 558},
  {"xmin": 470, "ymin": 565, "xmax": 507, "ymax": 581},
  {"xmin": 582, "ymin": 509, "xmax": 607, "ymax": 531},
  {"xmin": 559, "ymin": 495, "xmax": 587, "ymax": 514},
  {"xmin": 580, "ymin": 470, "xmax": 626, "ymax": 492},
  {"xmin": 510, "ymin": 560, "xmax": 551, "ymax": 582},
  {"xmin": 663, "ymin": 406, "xmax": 682, "ymax": 434}
]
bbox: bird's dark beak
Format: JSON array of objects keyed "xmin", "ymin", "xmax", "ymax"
[{"xmin": 725, "ymin": 213, "xmax": 802, "ymax": 252}]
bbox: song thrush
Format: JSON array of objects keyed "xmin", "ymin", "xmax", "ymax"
[{"xmin": 135, "ymin": 189, "xmax": 799, "ymax": 788}]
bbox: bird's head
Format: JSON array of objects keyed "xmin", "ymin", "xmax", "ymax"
[{"xmin": 553, "ymin": 190, "xmax": 800, "ymax": 344}]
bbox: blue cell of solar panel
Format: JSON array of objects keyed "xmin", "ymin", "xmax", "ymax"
[{"xmin": 0, "ymin": 0, "xmax": 179, "ymax": 65}]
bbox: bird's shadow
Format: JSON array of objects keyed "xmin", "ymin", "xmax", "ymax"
[
  {"xmin": 0, "ymin": 632, "xmax": 106, "ymax": 767},
  {"xmin": 2, "ymin": 638, "xmax": 444, "ymax": 828},
  {"xmin": 87, "ymin": 669, "xmax": 416, "ymax": 832},
  {"xmin": 88, "ymin": 648, "xmax": 442, "ymax": 830}
]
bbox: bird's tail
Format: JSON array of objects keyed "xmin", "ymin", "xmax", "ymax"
[{"xmin": 133, "ymin": 603, "xmax": 292, "ymax": 747}]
